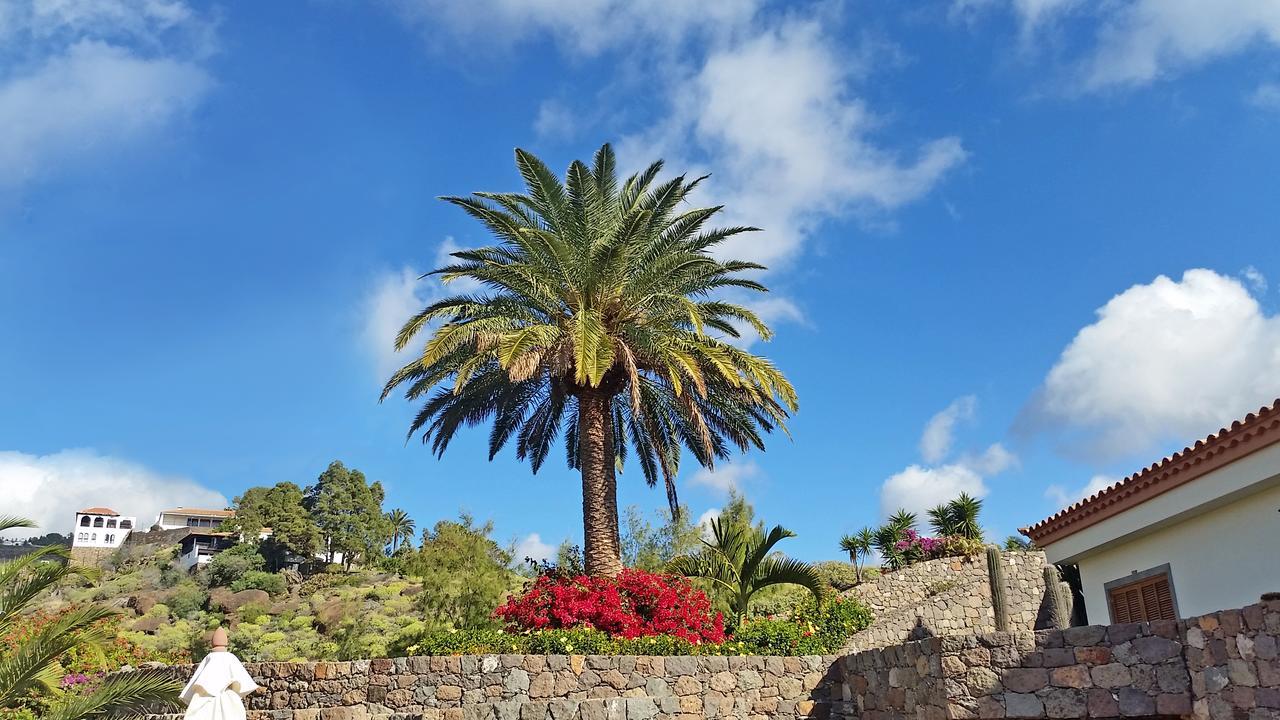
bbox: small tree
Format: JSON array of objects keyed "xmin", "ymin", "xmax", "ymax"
[
  {"xmin": 386, "ymin": 509, "xmax": 415, "ymax": 554},
  {"xmin": 404, "ymin": 516, "xmax": 517, "ymax": 630},
  {"xmin": 304, "ymin": 461, "xmax": 392, "ymax": 569},
  {"xmin": 666, "ymin": 518, "xmax": 822, "ymax": 628},
  {"xmin": 838, "ymin": 526, "xmax": 876, "ymax": 584},
  {"xmin": 874, "ymin": 509, "xmax": 917, "ymax": 571}
]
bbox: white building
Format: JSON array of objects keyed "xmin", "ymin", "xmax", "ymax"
[
  {"xmin": 177, "ymin": 531, "xmax": 237, "ymax": 571},
  {"xmin": 1023, "ymin": 398, "xmax": 1280, "ymax": 624},
  {"xmin": 73, "ymin": 507, "xmax": 136, "ymax": 550},
  {"xmin": 155, "ymin": 507, "xmax": 236, "ymax": 530}
]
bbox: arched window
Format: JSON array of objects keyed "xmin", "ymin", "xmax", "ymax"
[
  {"xmin": 80, "ymin": 516, "xmax": 91, "ymax": 527},
  {"xmin": 120, "ymin": 520, "xmax": 132, "ymax": 529},
  {"xmin": 93, "ymin": 517, "xmax": 104, "ymax": 527},
  {"xmin": 106, "ymin": 519, "xmax": 117, "ymax": 528},
  {"xmin": 91, "ymin": 533, "xmax": 97, "ymax": 541}
]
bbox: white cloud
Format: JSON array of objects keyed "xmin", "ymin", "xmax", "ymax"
[
  {"xmin": 696, "ymin": 508, "xmax": 721, "ymax": 541},
  {"xmin": 533, "ymin": 99, "xmax": 578, "ymax": 140},
  {"xmin": 969, "ymin": 0, "xmax": 1280, "ymax": 91},
  {"xmin": 383, "ymin": 0, "xmax": 760, "ymax": 56},
  {"xmin": 514, "ymin": 532, "xmax": 556, "ymax": 564},
  {"xmin": 920, "ymin": 395, "xmax": 977, "ymax": 464},
  {"xmin": 362, "ymin": 237, "xmax": 480, "ymax": 379},
  {"xmin": 1242, "ymin": 266, "xmax": 1268, "ymax": 293},
  {"xmin": 1027, "ymin": 268, "xmax": 1280, "ymax": 460},
  {"xmin": 0, "ymin": 449, "xmax": 226, "ymax": 539},
  {"xmin": 0, "ymin": 1, "xmax": 214, "ymax": 190},
  {"xmin": 879, "ymin": 397, "xmax": 1016, "ymax": 519},
  {"xmin": 619, "ymin": 20, "xmax": 966, "ymax": 269},
  {"xmin": 1045, "ymin": 474, "xmax": 1116, "ymax": 509},
  {"xmin": 1250, "ymin": 83, "xmax": 1280, "ymax": 111},
  {"xmin": 879, "ymin": 463, "xmax": 988, "ymax": 520},
  {"xmin": 688, "ymin": 459, "xmax": 760, "ymax": 496}
]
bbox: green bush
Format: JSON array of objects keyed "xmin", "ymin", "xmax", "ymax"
[
  {"xmin": 167, "ymin": 583, "xmax": 208, "ymax": 618},
  {"xmin": 814, "ymin": 561, "xmax": 860, "ymax": 592},
  {"xmin": 238, "ymin": 601, "xmax": 271, "ymax": 624},
  {"xmin": 159, "ymin": 562, "xmax": 185, "ymax": 588},
  {"xmin": 207, "ymin": 544, "xmax": 265, "ymax": 588},
  {"xmin": 230, "ymin": 570, "xmax": 287, "ymax": 596}
]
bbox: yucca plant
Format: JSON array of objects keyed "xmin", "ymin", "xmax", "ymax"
[
  {"xmin": 874, "ymin": 509, "xmax": 917, "ymax": 571},
  {"xmin": 383, "ymin": 144, "xmax": 798, "ymax": 576},
  {"xmin": 666, "ymin": 517, "xmax": 822, "ymax": 628},
  {"xmin": 0, "ymin": 517, "xmax": 181, "ymax": 720}
]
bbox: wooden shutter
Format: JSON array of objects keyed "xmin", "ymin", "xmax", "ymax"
[{"xmin": 1107, "ymin": 573, "xmax": 1175, "ymax": 623}]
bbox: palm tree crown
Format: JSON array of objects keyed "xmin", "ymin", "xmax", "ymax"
[
  {"xmin": 666, "ymin": 518, "xmax": 822, "ymax": 627},
  {"xmin": 387, "ymin": 508, "xmax": 415, "ymax": 553},
  {"xmin": 382, "ymin": 144, "xmax": 798, "ymax": 575}
]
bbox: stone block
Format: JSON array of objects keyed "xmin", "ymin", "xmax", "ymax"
[
  {"xmin": 1049, "ymin": 666, "xmax": 1092, "ymax": 689},
  {"xmin": 1087, "ymin": 689, "xmax": 1119, "ymax": 717},
  {"xmin": 1073, "ymin": 647, "xmax": 1111, "ymax": 666},
  {"xmin": 1063, "ymin": 627, "xmax": 1106, "ymax": 648},
  {"xmin": 1089, "ymin": 664, "xmax": 1132, "ymax": 689},
  {"xmin": 437, "ymin": 686, "xmax": 463, "ymax": 702},
  {"xmin": 1156, "ymin": 693, "xmax": 1192, "ymax": 716},
  {"xmin": 1042, "ymin": 650, "xmax": 1076, "ymax": 668},
  {"xmin": 664, "ymin": 657, "xmax": 697, "ymax": 676},
  {"xmin": 1041, "ymin": 688, "xmax": 1086, "ymax": 719},
  {"xmin": 1231, "ymin": 659, "xmax": 1260, "ymax": 687},
  {"xmin": 967, "ymin": 667, "xmax": 1003, "ymax": 696},
  {"xmin": 1003, "ymin": 669, "xmax": 1050, "ymax": 694},
  {"xmin": 1116, "ymin": 688, "xmax": 1155, "ymax": 717},
  {"xmin": 1005, "ymin": 692, "xmax": 1046, "ymax": 718},
  {"xmin": 1132, "ymin": 636, "xmax": 1181, "ymax": 663}
]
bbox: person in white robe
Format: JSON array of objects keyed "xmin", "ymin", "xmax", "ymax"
[{"xmin": 180, "ymin": 628, "xmax": 259, "ymax": 720}]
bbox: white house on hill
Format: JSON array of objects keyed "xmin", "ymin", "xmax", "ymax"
[
  {"xmin": 73, "ymin": 507, "xmax": 136, "ymax": 551},
  {"xmin": 1023, "ymin": 399, "xmax": 1280, "ymax": 624}
]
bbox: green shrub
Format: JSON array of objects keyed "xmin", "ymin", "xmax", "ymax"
[
  {"xmin": 167, "ymin": 583, "xmax": 208, "ymax": 618},
  {"xmin": 230, "ymin": 570, "xmax": 286, "ymax": 596},
  {"xmin": 238, "ymin": 601, "xmax": 271, "ymax": 624},
  {"xmin": 207, "ymin": 544, "xmax": 265, "ymax": 588},
  {"xmin": 789, "ymin": 596, "xmax": 871, "ymax": 652},
  {"xmin": 159, "ymin": 563, "xmax": 185, "ymax": 588},
  {"xmin": 814, "ymin": 561, "xmax": 860, "ymax": 592}
]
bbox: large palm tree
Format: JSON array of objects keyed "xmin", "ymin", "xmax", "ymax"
[
  {"xmin": 386, "ymin": 508, "xmax": 415, "ymax": 553},
  {"xmin": 382, "ymin": 144, "xmax": 798, "ymax": 576},
  {"xmin": 666, "ymin": 517, "xmax": 821, "ymax": 627},
  {"xmin": 0, "ymin": 517, "xmax": 180, "ymax": 720}
]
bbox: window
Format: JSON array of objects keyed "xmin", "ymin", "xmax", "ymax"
[
  {"xmin": 1106, "ymin": 565, "xmax": 1177, "ymax": 623},
  {"xmin": 80, "ymin": 516, "xmax": 91, "ymax": 527},
  {"xmin": 106, "ymin": 519, "xmax": 116, "ymax": 528},
  {"xmin": 78, "ymin": 533, "xmax": 87, "ymax": 542},
  {"xmin": 120, "ymin": 520, "xmax": 132, "ymax": 529},
  {"xmin": 93, "ymin": 517, "xmax": 104, "ymax": 527},
  {"xmin": 105, "ymin": 534, "xmax": 115, "ymax": 543},
  {"xmin": 186, "ymin": 517, "xmax": 216, "ymax": 528},
  {"xmin": 90, "ymin": 533, "xmax": 97, "ymax": 542}
]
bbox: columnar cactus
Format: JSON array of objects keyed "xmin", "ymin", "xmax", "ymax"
[
  {"xmin": 987, "ymin": 546, "xmax": 1009, "ymax": 632},
  {"xmin": 1044, "ymin": 565, "xmax": 1070, "ymax": 629}
]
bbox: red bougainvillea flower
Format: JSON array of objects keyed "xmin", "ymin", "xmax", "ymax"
[{"xmin": 494, "ymin": 569, "xmax": 725, "ymax": 644}]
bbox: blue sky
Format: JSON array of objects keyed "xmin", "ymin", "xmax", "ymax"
[{"xmin": 3, "ymin": 0, "xmax": 1279, "ymax": 562}]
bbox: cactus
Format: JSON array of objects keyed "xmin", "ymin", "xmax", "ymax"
[
  {"xmin": 987, "ymin": 546, "xmax": 1009, "ymax": 632},
  {"xmin": 1044, "ymin": 565, "xmax": 1070, "ymax": 629}
]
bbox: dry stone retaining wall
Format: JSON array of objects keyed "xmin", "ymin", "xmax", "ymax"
[
  {"xmin": 148, "ymin": 653, "xmax": 843, "ymax": 720},
  {"xmin": 844, "ymin": 551, "xmax": 1053, "ymax": 651}
]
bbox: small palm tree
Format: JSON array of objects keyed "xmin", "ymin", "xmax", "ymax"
[
  {"xmin": 383, "ymin": 144, "xmax": 798, "ymax": 576},
  {"xmin": 927, "ymin": 503, "xmax": 957, "ymax": 537},
  {"xmin": 838, "ymin": 526, "xmax": 876, "ymax": 584},
  {"xmin": 874, "ymin": 509, "xmax": 917, "ymax": 571},
  {"xmin": 666, "ymin": 517, "xmax": 822, "ymax": 627},
  {"xmin": 947, "ymin": 492, "xmax": 984, "ymax": 541},
  {"xmin": 0, "ymin": 517, "xmax": 180, "ymax": 720},
  {"xmin": 386, "ymin": 508, "xmax": 415, "ymax": 553},
  {"xmin": 1003, "ymin": 535, "xmax": 1032, "ymax": 551}
]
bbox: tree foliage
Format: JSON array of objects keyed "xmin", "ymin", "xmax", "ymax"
[
  {"xmin": 386, "ymin": 509, "xmax": 415, "ymax": 554},
  {"xmin": 926, "ymin": 493, "xmax": 984, "ymax": 541},
  {"xmin": 304, "ymin": 461, "xmax": 391, "ymax": 569},
  {"xmin": 229, "ymin": 482, "xmax": 321, "ymax": 570},
  {"xmin": 381, "ymin": 144, "xmax": 798, "ymax": 575},
  {"xmin": 402, "ymin": 516, "xmax": 518, "ymax": 630},
  {"xmin": 620, "ymin": 505, "xmax": 702, "ymax": 572}
]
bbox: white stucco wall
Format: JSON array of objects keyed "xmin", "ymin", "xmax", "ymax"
[{"xmin": 1072, "ymin": 481, "xmax": 1280, "ymax": 622}]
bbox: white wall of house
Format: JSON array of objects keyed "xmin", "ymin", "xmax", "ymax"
[
  {"xmin": 1044, "ymin": 442, "xmax": 1280, "ymax": 622},
  {"xmin": 72, "ymin": 512, "xmax": 136, "ymax": 549},
  {"xmin": 156, "ymin": 510, "xmax": 230, "ymax": 530}
]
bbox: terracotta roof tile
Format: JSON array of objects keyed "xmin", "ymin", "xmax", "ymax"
[
  {"xmin": 1021, "ymin": 398, "xmax": 1280, "ymax": 547},
  {"xmin": 78, "ymin": 507, "xmax": 119, "ymax": 516}
]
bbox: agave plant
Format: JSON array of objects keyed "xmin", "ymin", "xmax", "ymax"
[
  {"xmin": 666, "ymin": 517, "xmax": 822, "ymax": 627},
  {"xmin": 383, "ymin": 144, "xmax": 798, "ymax": 576},
  {"xmin": 0, "ymin": 517, "xmax": 181, "ymax": 720}
]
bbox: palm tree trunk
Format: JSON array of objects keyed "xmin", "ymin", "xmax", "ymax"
[{"xmin": 578, "ymin": 391, "xmax": 623, "ymax": 576}]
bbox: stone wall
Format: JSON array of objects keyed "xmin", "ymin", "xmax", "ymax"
[
  {"xmin": 835, "ymin": 597, "xmax": 1280, "ymax": 720},
  {"xmin": 148, "ymin": 654, "xmax": 844, "ymax": 720},
  {"xmin": 1186, "ymin": 601, "xmax": 1280, "ymax": 720},
  {"xmin": 843, "ymin": 551, "xmax": 1053, "ymax": 651}
]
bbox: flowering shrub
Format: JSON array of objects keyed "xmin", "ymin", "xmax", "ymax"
[
  {"xmin": 892, "ymin": 530, "xmax": 985, "ymax": 567},
  {"xmin": 493, "ymin": 569, "xmax": 725, "ymax": 644}
]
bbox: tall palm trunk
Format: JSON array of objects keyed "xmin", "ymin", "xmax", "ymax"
[{"xmin": 578, "ymin": 391, "xmax": 623, "ymax": 576}]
